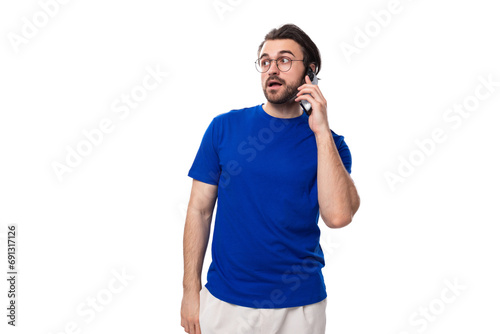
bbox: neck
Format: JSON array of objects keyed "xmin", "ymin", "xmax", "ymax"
[{"xmin": 262, "ymin": 100, "xmax": 303, "ymax": 119}]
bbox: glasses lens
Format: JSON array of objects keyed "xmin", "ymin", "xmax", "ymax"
[
  {"xmin": 277, "ymin": 57, "xmax": 292, "ymax": 71},
  {"xmin": 256, "ymin": 58, "xmax": 269, "ymax": 72},
  {"xmin": 255, "ymin": 57, "xmax": 293, "ymax": 72}
]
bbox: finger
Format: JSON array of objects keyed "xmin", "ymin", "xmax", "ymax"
[
  {"xmin": 298, "ymin": 83, "xmax": 324, "ymax": 98},
  {"xmin": 314, "ymin": 85, "xmax": 326, "ymax": 102},
  {"xmin": 189, "ymin": 321, "xmax": 200, "ymax": 334},
  {"xmin": 296, "ymin": 87, "xmax": 320, "ymax": 100},
  {"xmin": 297, "ymin": 82, "xmax": 319, "ymax": 94},
  {"xmin": 298, "ymin": 75, "xmax": 312, "ymax": 89},
  {"xmin": 299, "ymin": 77, "xmax": 326, "ymax": 102},
  {"xmin": 196, "ymin": 321, "xmax": 202, "ymax": 334},
  {"xmin": 297, "ymin": 90, "xmax": 327, "ymax": 108},
  {"xmin": 294, "ymin": 94, "xmax": 314, "ymax": 106}
]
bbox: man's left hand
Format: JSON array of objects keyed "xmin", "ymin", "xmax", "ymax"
[{"xmin": 295, "ymin": 74, "xmax": 330, "ymax": 135}]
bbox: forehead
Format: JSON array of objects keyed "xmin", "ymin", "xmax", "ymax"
[{"xmin": 259, "ymin": 39, "xmax": 303, "ymax": 58}]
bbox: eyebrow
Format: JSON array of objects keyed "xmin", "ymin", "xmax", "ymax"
[{"xmin": 259, "ymin": 50, "xmax": 296, "ymax": 59}]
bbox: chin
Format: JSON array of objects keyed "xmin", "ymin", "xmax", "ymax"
[
  {"xmin": 264, "ymin": 93, "xmax": 294, "ymax": 105},
  {"xmin": 263, "ymin": 91, "xmax": 283, "ymax": 104}
]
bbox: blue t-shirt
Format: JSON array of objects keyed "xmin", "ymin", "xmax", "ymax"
[{"xmin": 188, "ymin": 103, "xmax": 352, "ymax": 309}]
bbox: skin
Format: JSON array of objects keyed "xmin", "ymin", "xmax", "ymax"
[
  {"xmin": 180, "ymin": 38, "xmax": 360, "ymax": 334},
  {"xmin": 180, "ymin": 180, "xmax": 217, "ymax": 334},
  {"xmin": 260, "ymin": 38, "xmax": 360, "ymax": 227},
  {"xmin": 259, "ymin": 39, "xmax": 307, "ymax": 119}
]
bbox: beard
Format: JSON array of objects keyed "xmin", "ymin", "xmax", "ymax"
[{"xmin": 263, "ymin": 73, "xmax": 306, "ymax": 104}]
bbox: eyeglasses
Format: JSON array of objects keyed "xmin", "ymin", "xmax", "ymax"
[{"xmin": 255, "ymin": 56, "xmax": 304, "ymax": 73}]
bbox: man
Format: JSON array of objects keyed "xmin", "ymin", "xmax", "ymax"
[{"xmin": 181, "ymin": 23, "xmax": 360, "ymax": 334}]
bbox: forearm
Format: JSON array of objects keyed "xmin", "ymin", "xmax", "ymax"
[
  {"xmin": 315, "ymin": 129, "xmax": 360, "ymax": 228},
  {"xmin": 182, "ymin": 208, "xmax": 212, "ymax": 293}
]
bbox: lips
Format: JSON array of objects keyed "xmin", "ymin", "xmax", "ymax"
[{"xmin": 267, "ymin": 79, "xmax": 283, "ymax": 89}]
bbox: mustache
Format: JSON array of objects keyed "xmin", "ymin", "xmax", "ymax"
[{"xmin": 266, "ymin": 76, "xmax": 285, "ymax": 86}]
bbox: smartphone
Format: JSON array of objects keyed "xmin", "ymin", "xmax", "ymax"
[{"xmin": 300, "ymin": 67, "xmax": 319, "ymax": 116}]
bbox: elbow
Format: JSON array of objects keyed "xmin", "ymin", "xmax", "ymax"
[
  {"xmin": 321, "ymin": 196, "xmax": 360, "ymax": 229},
  {"xmin": 323, "ymin": 214, "xmax": 352, "ymax": 229}
]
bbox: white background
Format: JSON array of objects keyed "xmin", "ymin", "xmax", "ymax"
[{"xmin": 1, "ymin": 0, "xmax": 499, "ymax": 333}]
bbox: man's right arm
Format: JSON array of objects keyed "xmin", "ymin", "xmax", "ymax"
[{"xmin": 180, "ymin": 179, "xmax": 218, "ymax": 334}]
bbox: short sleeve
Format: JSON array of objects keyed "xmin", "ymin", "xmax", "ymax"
[
  {"xmin": 331, "ymin": 130, "xmax": 352, "ymax": 174},
  {"xmin": 188, "ymin": 117, "xmax": 221, "ymax": 185}
]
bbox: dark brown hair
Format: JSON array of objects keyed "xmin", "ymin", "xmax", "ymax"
[{"xmin": 257, "ymin": 24, "xmax": 321, "ymax": 75}]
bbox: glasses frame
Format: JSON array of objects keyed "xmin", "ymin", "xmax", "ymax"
[{"xmin": 255, "ymin": 56, "xmax": 305, "ymax": 73}]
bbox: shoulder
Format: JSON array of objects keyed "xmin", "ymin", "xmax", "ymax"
[
  {"xmin": 210, "ymin": 105, "xmax": 260, "ymax": 130},
  {"xmin": 214, "ymin": 104, "xmax": 260, "ymax": 121},
  {"xmin": 203, "ymin": 105, "xmax": 259, "ymax": 139}
]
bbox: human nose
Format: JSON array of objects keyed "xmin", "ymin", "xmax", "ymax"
[{"xmin": 268, "ymin": 59, "xmax": 280, "ymax": 74}]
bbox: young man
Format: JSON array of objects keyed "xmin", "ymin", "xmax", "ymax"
[{"xmin": 181, "ymin": 24, "xmax": 360, "ymax": 334}]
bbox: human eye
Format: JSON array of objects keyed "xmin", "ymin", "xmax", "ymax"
[
  {"xmin": 260, "ymin": 58, "xmax": 271, "ymax": 66},
  {"xmin": 279, "ymin": 57, "xmax": 291, "ymax": 64}
]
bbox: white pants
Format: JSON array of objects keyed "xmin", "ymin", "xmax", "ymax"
[{"xmin": 199, "ymin": 286, "xmax": 327, "ymax": 334}]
